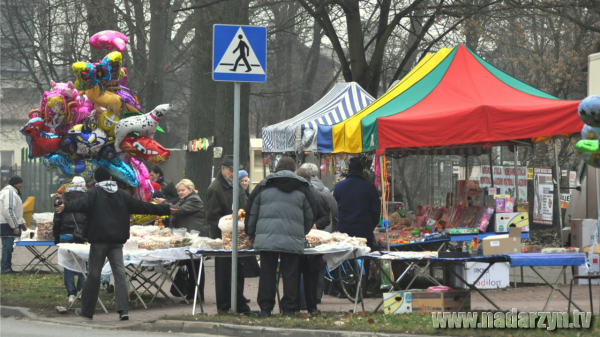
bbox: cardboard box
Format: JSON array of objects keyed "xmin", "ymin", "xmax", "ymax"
[
  {"xmin": 482, "ymin": 227, "xmax": 522, "ymax": 255},
  {"xmin": 411, "ymin": 291, "xmax": 470, "ymax": 313},
  {"xmin": 571, "ymin": 219, "xmax": 600, "ymax": 248},
  {"xmin": 574, "ymin": 254, "xmax": 600, "ymax": 285},
  {"xmin": 449, "ymin": 262, "xmax": 510, "ymax": 289},
  {"xmin": 383, "ymin": 291, "xmax": 412, "ymax": 314},
  {"xmin": 495, "ymin": 212, "xmax": 529, "ymax": 232}
]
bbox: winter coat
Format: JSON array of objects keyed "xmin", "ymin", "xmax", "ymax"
[
  {"xmin": 0, "ymin": 185, "xmax": 24, "ymax": 230},
  {"xmin": 311, "ymin": 177, "xmax": 338, "ymax": 232},
  {"xmin": 156, "ymin": 176, "xmax": 179, "ymax": 204},
  {"xmin": 206, "ymin": 172, "xmax": 247, "ymax": 239},
  {"xmin": 245, "ymin": 170, "xmax": 315, "ymax": 254},
  {"xmin": 64, "ymin": 182, "xmax": 170, "ymax": 244},
  {"xmin": 333, "ymin": 173, "xmax": 381, "ymax": 239},
  {"xmin": 53, "ymin": 190, "xmax": 87, "ymax": 243},
  {"xmin": 310, "ymin": 186, "xmax": 330, "ymax": 230},
  {"xmin": 169, "ymin": 192, "xmax": 208, "ymax": 237}
]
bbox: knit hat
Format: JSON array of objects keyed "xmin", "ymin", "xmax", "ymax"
[
  {"xmin": 8, "ymin": 175, "xmax": 23, "ymax": 186},
  {"xmin": 72, "ymin": 176, "xmax": 86, "ymax": 185},
  {"xmin": 348, "ymin": 157, "xmax": 363, "ymax": 173},
  {"xmin": 239, "ymin": 170, "xmax": 248, "ymax": 180},
  {"xmin": 152, "ymin": 182, "xmax": 162, "ymax": 191},
  {"xmin": 94, "ymin": 166, "xmax": 112, "ymax": 182}
]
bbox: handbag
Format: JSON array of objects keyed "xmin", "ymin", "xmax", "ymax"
[
  {"xmin": 71, "ymin": 214, "xmax": 85, "ymax": 243},
  {"xmin": 170, "ymin": 266, "xmax": 189, "ymax": 297}
]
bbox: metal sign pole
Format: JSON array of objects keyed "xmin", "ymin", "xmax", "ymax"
[
  {"xmin": 231, "ymin": 82, "xmax": 241, "ymax": 313},
  {"xmin": 553, "ymin": 140, "xmax": 563, "ymax": 239}
]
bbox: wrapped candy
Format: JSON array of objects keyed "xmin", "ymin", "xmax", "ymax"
[
  {"xmin": 20, "ymin": 118, "xmax": 61, "ymax": 158},
  {"xmin": 43, "ymin": 153, "xmax": 98, "ymax": 178},
  {"xmin": 120, "ymin": 136, "xmax": 170, "ymax": 165},
  {"xmin": 97, "ymin": 157, "xmax": 138, "ymax": 187}
]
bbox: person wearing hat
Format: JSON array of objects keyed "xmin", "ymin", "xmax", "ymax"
[
  {"xmin": 1, "ymin": 175, "xmax": 26, "ymax": 274},
  {"xmin": 205, "ymin": 155, "xmax": 252, "ymax": 313},
  {"xmin": 56, "ymin": 166, "xmax": 172, "ymax": 321},
  {"xmin": 53, "ymin": 176, "xmax": 88, "ymax": 303},
  {"xmin": 333, "ymin": 157, "xmax": 380, "ymax": 297},
  {"xmin": 239, "ymin": 170, "xmax": 250, "ymax": 199}
]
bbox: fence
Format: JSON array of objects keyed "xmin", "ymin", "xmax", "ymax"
[{"xmin": 19, "ymin": 148, "xmax": 60, "ymax": 213}]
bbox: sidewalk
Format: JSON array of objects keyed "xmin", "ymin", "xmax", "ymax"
[{"xmin": 3, "ymin": 244, "xmax": 599, "ymax": 327}]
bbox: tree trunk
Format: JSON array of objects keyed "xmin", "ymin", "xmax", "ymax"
[
  {"xmin": 398, "ymin": 158, "xmax": 415, "ymax": 211},
  {"xmin": 185, "ymin": 0, "xmax": 250, "ymax": 202},
  {"xmin": 83, "ymin": 0, "xmax": 117, "ymax": 61},
  {"xmin": 298, "ymin": 21, "xmax": 323, "ymax": 111},
  {"xmin": 146, "ymin": 0, "xmax": 170, "ymax": 146}
]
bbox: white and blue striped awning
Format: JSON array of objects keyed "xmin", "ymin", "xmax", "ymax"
[{"xmin": 262, "ymin": 82, "xmax": 374, "ymax": 153}]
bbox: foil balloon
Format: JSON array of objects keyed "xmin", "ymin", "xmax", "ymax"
[
  {"xmin": 97, "ymin": 109, "xmax": 120, "ymax": 137},
  {"xmin": 29, "ymin": 109, "xmax": 42, "ymax": 119},
  {"xmin": 578, "ymin": 95, "xmax": 600, "ymax": 127},
  {"xmin": 83, "ymin": 85, "xmax": 141, "ymax": 114},
  {"xmin": 72, "ymin": 61, "xmax": 99, "ymax": 90},
  {"xmin": 20, "ymin": 118, "xmax": 61, "ymax": 158},
  {"xmin": 49, "ymin": 80, "xmax": 78, "ymax": 103},
  {"xmin": 576, "ymin": 140, "xmax": 600, "ymax": 168},
  {"xmin": 98, "ymin": 52, "xmax": 122, "ymax": 83},
  {"xmin": 43, "ymin": 153, "xmax": 98, "ymax": 179},
  {"xmin": 128, "ymin": 156, "xmax": 153, "ymax": 202},
  {"xmin": 120, "ymin": 136, "xmax": 170, "ymax": 165},
  {"xmin": 581, "ymin": 125, "xmax": 600, "ymax": 140},
  {"xmin": 89, "ymin": 30, "xmax": 128, "ymax": 52},
  {"xmin": 98, "ymin": 144, "xmax": 117, "ymax": 160},
  {"xmin": 41, "ymin": 91, "xmax": 70, "ymax": 128},
  {"xmin": 113, "ymin": 103, "xmax": 171, "ymax": 152},
  {"xmin": 106, "ymin": 85, "xmax": 143, "ymax": 113},
  {"xmin": 97, "ymin": 157, "xmax": 138, "ymax": 187},
  {"xmin": 67, "ymin": 123, "xmax": 110, "ymax": 156}
]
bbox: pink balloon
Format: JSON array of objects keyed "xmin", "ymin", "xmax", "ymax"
[{"xmin": 89, "ymin": 30, "xmax": 128, "ymax": 52}]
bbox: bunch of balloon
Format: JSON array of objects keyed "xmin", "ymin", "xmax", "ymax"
[
  {"xmin": 21, "ymin": 30, "xmax": 171, "ymax": 201},
  {"xmin": 576, "ymin": 96, "xmax": 600, "ymax": 168}
]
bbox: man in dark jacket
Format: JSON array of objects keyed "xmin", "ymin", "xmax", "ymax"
[
  {"xmin": 295, "ymin": 168, "xmax": 329, "ymax": 313},
  {"xmin": 150, "ymin": 166, "xmax": 179, "ymax": 204},
  {"xmin": 205, "ymin": 155, "xmax": 251, "ymax": 313},
  {"xmin": 53, "ymin": 176, "xmax": 87, "ymax": 304},
  {"xmin": 245, "ymin": 157, "xmax": 315, "ymax": 317},
  {"xmin": 333, "ymin": 157, "xmax": 380, "ymax": 297},
  {"xmin": 56, "ymin": 167, "xmax": 171, "ymax": 321}
]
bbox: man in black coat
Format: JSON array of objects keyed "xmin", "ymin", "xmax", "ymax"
[
  {"xmin": 205, "ymin": 155, "xmax": 252, "ymax": 313},
  {"xmin": 56, "ymin": 167, "xmax": 171, "ymax": 321}
]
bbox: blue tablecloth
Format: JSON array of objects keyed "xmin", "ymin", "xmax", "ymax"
[
  {"xmin": 449, "ymin": 232, "xmax": 530, "ymax": 242},
  {"xmin": 16, "ymin": 240, "xmax": 55, "ymax": 247},
  {"xmin": 507, "ymin": 253, "xmax": 585, "ymax": 267}
]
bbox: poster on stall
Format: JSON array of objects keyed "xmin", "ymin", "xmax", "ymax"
[
  {"xmin": 479, "ymin": 166, "xmax": 527, "ymax": 202},
  {"xmin": 533, "ymin": 167, "xmax": 553, "ymax": 225},
  {"xmin": 560, "ymin": 193, "xmax": 571, "ymax": 209},
  {"xmin": 569, "ymin": 171, "xmax": 577, "ymax": 190}
]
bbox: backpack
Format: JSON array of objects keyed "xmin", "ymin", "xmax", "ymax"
[{"xmin": 170, "ymin": 266, "xmax": 188, "ymax": 297}]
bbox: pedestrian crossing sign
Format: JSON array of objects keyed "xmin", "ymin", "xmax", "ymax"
[{"xmin": 213, "ymin": 24, "xmax": 267, "ymax": 82}]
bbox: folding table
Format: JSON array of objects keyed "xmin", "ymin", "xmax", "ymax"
[
  {"xmin": 15, "ymin": 240, "xmax": 61, "ymax": 274},
  {"xmin": 356, "ymin": 253, "xmax": 586, "ymax": 313}
]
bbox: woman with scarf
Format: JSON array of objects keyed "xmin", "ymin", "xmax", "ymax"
[
  {"xmin": 154, "ymin": 179, "xmax": 206, "ymax": 302},
  {"xmin": 53, "ymin": 176, "xmax": 88, "ymax": 304}
]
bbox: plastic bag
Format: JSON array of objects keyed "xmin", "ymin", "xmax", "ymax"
[
  {"xmin": 218, "ymin": 215, "xmax": 245, "ymax": 232},
  {"xmin": 149, "ymin": 236, "xmax": 170, "ymax": 249},
  {"xmin": 34, "ymin": 213, "xmax": 55, "ymax": 241},
  {"xmin": 306, "ymin": 229, "xmax": 333, "ymax": 247},
  {"xmin": 33, "ymin": 212, "xmax": 54, "ymax": 223},
  {"xmin": 173, "ymin": 228, "xmax": 187, "ymax": 237},
  {"xmin": 124, "ymin": 237, "xmax": 139, "ymax": 251},
  {"xmin": 192, "ymin": 237, "xmax": 223, "ymax": 250}
]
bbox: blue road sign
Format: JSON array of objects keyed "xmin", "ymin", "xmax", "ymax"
[{"xmin": 213, "ymin": 25, "xmax": 267, "ymax": 82}]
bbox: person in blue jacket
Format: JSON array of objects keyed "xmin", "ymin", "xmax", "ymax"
[{"xmin": 333, "ymin": 157, "xmax": 380, "ymax": 296}]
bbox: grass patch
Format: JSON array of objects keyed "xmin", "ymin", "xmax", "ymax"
[
  {"xmin": 0, "ymin": 271, "xmax": 168, "ymax": 316},
  {"xmin": 166, "ymin": 311, "xmax": 600, "ymax": 336}
]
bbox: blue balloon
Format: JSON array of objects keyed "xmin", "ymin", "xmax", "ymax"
[
  {"xmin": 97, "ymin": 157, "xmax": 138, "ymax": 187},
  {"xmin": 578, "ymin": 95, "xmax": 600, "ymax": 127},
  {"xmin": 43, "ymin": 153, "xmax": 98, "ymax": 178}
]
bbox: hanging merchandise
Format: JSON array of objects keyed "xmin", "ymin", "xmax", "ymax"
[{"xmin": 374, "ymin": 155, "xmax": 381, "ymax": 190}]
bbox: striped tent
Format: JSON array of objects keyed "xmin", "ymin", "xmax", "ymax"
[
  {"xmin": 262, "ymin": 82, "xmax": 374, "ymax": 153},
  {"xmin": 332, "ymin": 45, "xmax": 582, "ymax": 154}
]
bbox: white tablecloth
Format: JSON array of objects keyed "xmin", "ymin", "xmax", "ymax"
[
  {"xmin": 188, "ymin": 244, "xmax": 371, "ymax": 270},
  {"xmin": 57, "ymin": 244, "xmax": 191, "ymax": 273}
]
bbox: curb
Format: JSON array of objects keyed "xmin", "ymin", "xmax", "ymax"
[
  {"xmin": 123, "ymin": 319, "xmax": 437, "ymax": 337},
  {"xmin": 0, "ymin": 306, "xmax": 37, "ymax": 320}
]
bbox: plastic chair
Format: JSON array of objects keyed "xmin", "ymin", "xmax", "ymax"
[{"xmin": 568, "ymin": 274, "xmax": 600, "ymax": 315}]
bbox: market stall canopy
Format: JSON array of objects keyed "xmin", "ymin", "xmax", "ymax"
[
  {"xmin": 262, "ymin": 82, "xmax": 374, "ymax": 153},
  {"xmin": 332, "ymin": 45, "xmax": 583, "ymax": 154}
]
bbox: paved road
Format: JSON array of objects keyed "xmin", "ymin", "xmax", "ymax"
[{"xmin": 0, "ymin": 318, "xmax": 213, "ymax": 337}]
